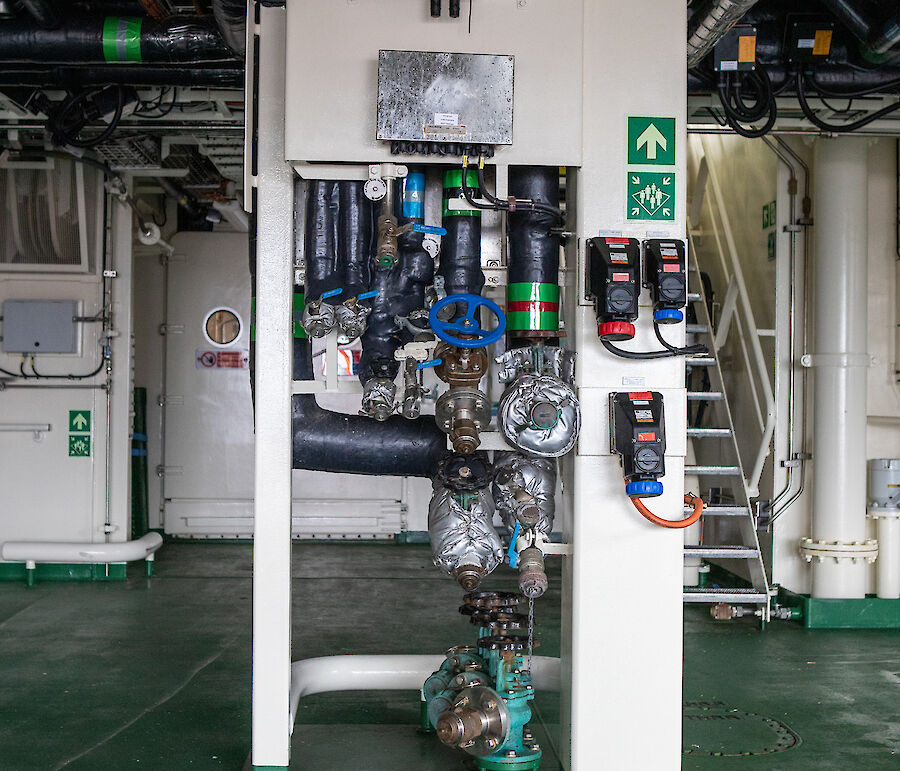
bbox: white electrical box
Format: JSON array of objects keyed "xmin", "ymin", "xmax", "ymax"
[{"xmin": 1, "ymin": 299, "xmax": 78, "ymax": 354}]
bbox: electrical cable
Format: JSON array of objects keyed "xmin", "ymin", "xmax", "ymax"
[
  {"xmin": 134, "ymin": 86, "xmax": 177, "ymax": 118},
  {"xmin": 807, "ymin": 74, "xmax": 900, "ymax": 99},
  {"xmin": 29, "ymin": 344, "xmax": 107, "ymax": 380},
  {"xmin": 653, "ymin": 321, "xmax": 708, "ymax": 355},
  {"xmin": 717, "ymin": 69, "xmax": 777, "ymax": 138},
  {"xmin": 459, "ymin": 157, "xmax": 567, "ymax": 225},
  {"xmin": 797, "ymin": 72, "xmax": 900, "ymax": 132},
  {"xmin": 601, "ymin": 339, "xmax": 697, "ymax": 359},
  {"xmin": 631, "ymin": 493, "xmax": 704, "ymax": 530},
  {"xmin": 50, "ymin": 86, "xmax": 125, "ymax": 148}
]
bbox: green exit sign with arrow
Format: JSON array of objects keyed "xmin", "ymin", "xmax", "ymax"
[
  {"xmin": 68, "ymin": 410, "xmax": 91, "ymax": 433},
  {"xmin": 627, "ymin": 116, "xmax": 676, "ymax": 166}
]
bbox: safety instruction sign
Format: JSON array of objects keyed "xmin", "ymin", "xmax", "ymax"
[
  {"xmin": 627, "ymin": 117, "xmax": 675, "ymax": 166},
  {"xmin": 68, "ymin": 410, "xmax": 91, "ymax": 433},
  {"xmin": 627, "ymin": 172, "xmax": 675, "ymax": 221},
  {"xmin": 68, "ymin": 434, "xmax": 91, "ymax": 457},
  {"xmin": 195, "ymin": 349, "xmax": 249, "ymax": 370}
]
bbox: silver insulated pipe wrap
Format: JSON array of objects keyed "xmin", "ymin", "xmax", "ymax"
[
  {"xmin": 492, "ymin": 452, "xmax": 556, "ymax": 538},
  {"xmin": 687, "ymin": 0, "xmax": 760, "ymax": 68},
  {"xmin": 428, "ymin": 484, "xmax": 502, "ymax": 579},
  {"xmin": 497, "ymin": 374, "xmax": 580, "ymax": 458}
]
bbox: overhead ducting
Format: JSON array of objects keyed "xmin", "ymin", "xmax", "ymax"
[
  {"xmin": 687, "ymin": 0, "xmax": 760, "ymax": 68},
  {"xmin": 821, "ymin": 0, "xmax": 900, "ymax": 56},
  {"xmin": 212, "ymin": 0, "xmax": 246, "ymax": 56}
]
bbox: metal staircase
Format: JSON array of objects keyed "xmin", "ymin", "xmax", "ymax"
[{"xmin": 680, "ymin": 251, "xmax": 771, "ymax": 619}]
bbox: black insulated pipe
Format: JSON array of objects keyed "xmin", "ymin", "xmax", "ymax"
[
  {"xmin": 431, "ymin": 0, "xmax": 441, "ymax": 17},
  {"xmin": 440, "ymin": 168, "xmax": 484, "ymax": 320},
  {"xmin": 0, "ymin": 64, "xmax": 244, "ymax": 88},
  {"xmin": 212, "ymin": 0, "xmax": 246, "ymax": 56},
  {"xmin": 449, "ymin": 0, "xmax": 460, "ymax": 18},
  {"xmin": 821, "ymin": 0, "xmax": 900, "ymax": 56},
  {"xmin": 0, "ymin": 15, "xmax": 235, "ymax": 63},
  {"xmin": 292, "ymin": 339, "xmax": 446, "ymax": 476},
  {"xmin": 19, "ymin": 0, "xmax": 61, "ymax": 29},
  {"xmin": 359, "ymin": 171, "xmax": 434, "ymax": 383},
  {"xmin": 338, "ymin": 182, "xmax": 374, "ymax": 299}
]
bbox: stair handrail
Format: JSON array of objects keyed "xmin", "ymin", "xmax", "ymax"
[{"xmin": 696, "ymin": 137, "xmax": 776, "ymax": 499}]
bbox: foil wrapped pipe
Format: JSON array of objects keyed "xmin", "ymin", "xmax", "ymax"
[
  {"xmin": 291, "ymin": 338, "xmax": 446, "ymax": 476},
  {"xmin": 507, "ymin": 166, "xmax": 561, "ymax": 346},
  {"xmin": 359, "ymin": 170, "xmax": 433, "ymax": 384},
  {"xmin": 492, "ymin": 452, "xmax": 556, "ymax": 538},
  {"xmin": 497, "ymin": 374, "xmax": 581, "ymax": 458},
  {"xmin": 429, "ymin": 483, "xmax": 503, "ymax": 590}
]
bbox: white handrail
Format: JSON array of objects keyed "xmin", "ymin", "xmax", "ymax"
[
  {"xmin": 699, "ymin": 137, "xmax": 776, "ymax": 499},
  {"xmin": 1, "ymin": 532, "xmax": 163, "ymax": 563}
]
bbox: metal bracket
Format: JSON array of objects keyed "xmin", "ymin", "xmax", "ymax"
[{"xmin": 800, "ymin": 353, "xmax": 872, "ymax": 368}]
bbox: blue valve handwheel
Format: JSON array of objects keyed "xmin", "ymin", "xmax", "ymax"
[{"xmin": 428, "ymin": 293, "xmax": 506, "ymax": 348}]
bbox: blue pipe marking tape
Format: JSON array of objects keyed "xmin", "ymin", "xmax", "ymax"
[
  {"xmin": 413, "ymin": 224, "xmax": 447, "ymax": 236},
  {"xmin": 417, "ymin": 358, "xmax": 442, "ymax": 370},
  {"xmin": 402, "ymin": 172, "xmax": 425, "ymax": 219},
  {"xmin": 507, "ymin": 521, "xmax": 521, "ymax": 568},
  {"xmin": 131, "ymin": 449, "xmax": 148, "ymax": 457},
  {"xmin": 358, "ymin": 290, "xmax": 380, "ymax": 300},
  {"xmin": 321, "ymin": 288, "xmax": 343, "ymax": 300},
  {"xmin": 132, "ymin": 432, "xmax": 147, "ymax": 441}
]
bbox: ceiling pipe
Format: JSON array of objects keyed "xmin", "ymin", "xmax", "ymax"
[
  {"xmin": 212, "ymin": 0, "xmax": 246, "ymax": 56},
  {"xmin": 687, "ymin": 0, "xmax": 760, "ymax": 68},
  {"xmin": 821, "ymin": 0, "xmax": 900, "ymax": 56},
  {"xmin": 19, "ymin": 0, "xmax": 61, "ymax": 29}
]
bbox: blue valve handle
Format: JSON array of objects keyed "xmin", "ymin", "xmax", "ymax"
[
  {"xmin": 507, "ymin": 521, "xmax": 521, "ymax": 568},
  {"xmin": 428, "ymin": 293, "xmax": 506, "ymax": 348},
  {"xmin": 417, "ymin": 358, "xmax": 442, "ymax": 370}
]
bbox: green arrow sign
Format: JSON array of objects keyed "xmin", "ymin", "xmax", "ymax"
[
  {"xmin": 68, "ymin": 410, "xmax": 91, "ymax": 433},
  {"xmin": 628, "ymin": 117, "xmax": 675, "ymax": 166},
  {"xmin": 627, "ymin": 172, "xmax": 676, "ymax": 221}
]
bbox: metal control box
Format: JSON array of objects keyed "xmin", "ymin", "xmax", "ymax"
[
  {"xmin": 1, "ymin": 299, "xmax": 78, "ymax": 354},
  {"xmin": 376, "ymin": 49, "xmax": 514, "ymax": 145}
]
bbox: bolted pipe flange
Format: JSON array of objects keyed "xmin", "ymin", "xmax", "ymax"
[{"xmin": 799, "ymin": 537, "xmax": 879, "ymax": 564}]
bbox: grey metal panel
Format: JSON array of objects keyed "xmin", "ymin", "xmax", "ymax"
[
  {"xmin": 1, "ymin": 300, "xmax": 77, "ymax": 354},
  {"xmin": 376, "ymin": 50, "xmax": 514, "ymax": 145}
]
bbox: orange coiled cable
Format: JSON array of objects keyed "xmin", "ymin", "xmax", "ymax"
[{"xmin": 630, "ymin": 493, "xmax": 704, "ymax": 529}]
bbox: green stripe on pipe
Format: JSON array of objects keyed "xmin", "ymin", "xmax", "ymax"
[
  {"xmin": 102, "ymin": 17, "xmax": 143, "ymax": 63},
  {"xmin": 507, "ymin": 282, "xmax": 560, "ymax": 303},
  {"xmin": 292, "ymin": 292, "xmax": 307, "ymax": 339},
  {"xmin": 506, "ymin": 309, "xmax": 559, "ymax": 332},
  {"xmin": 442, "ymin": 169, "xmax": 478, "ymax": 189}
]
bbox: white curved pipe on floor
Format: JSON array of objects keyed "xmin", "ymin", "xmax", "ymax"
[
  {"xmin": 0, "ymin": 532, "xmax": 163, "ymax": 563},
  {"xmin": 288, "ymin": 654, "xmax": 561, "ymax": 730}
]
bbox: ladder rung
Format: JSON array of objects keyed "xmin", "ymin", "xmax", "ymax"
[
  {"xmin": 686, "ymin": 324, "xmax": 708, "ymax": 334},
  {"xmin": 686, "ymin": 357, "xmax": 715, "ymax": 366},
  {"xmin": 683, "ymin": 588, "xmax": 768, "ymax": 603},
  {"xmin": 688, "ymin": 505, "xmax": 749, "ymax": 517},
  {"xmin": 685, "ymin": 465, "xmax": 742, "ymax": 476},
  {"xmin": 687, "ymin": 427, "xmax": 732, "ymax": 438},
  {"xmin": 684, "ymin": 545, "xmax": 760, "ymax": 559},
  {"xmin": 687, "ymin": 391, "xmax": 724, "ymax": 401}
]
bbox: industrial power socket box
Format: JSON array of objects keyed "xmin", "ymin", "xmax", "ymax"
[
  {"xmin": 376, "ymin": 50, "xmax": 515, "ymax": 145},
  {"xmin": 1, "ymin": 299, "xmax": 78, "ymax": 354}
]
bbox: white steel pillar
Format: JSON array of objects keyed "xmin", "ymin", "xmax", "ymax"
[
  {"xmin": 809, "ymin": 137, "xmax": 869, "ymax": 599},
  {"xmin": 251, "ymin": 5, "xmax": 294, "ymax": 768}
]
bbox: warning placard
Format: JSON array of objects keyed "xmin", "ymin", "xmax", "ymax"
[{"xmin": 195, "ymin": 349, "xmax": 249, "ymax": 370}]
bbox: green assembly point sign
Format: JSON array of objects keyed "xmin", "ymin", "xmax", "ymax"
[
  {"xmin": 68, "ymin": 435, "xmax": 91, "ymax": 457},
  {"xmin": 762, "ymin": 200, "xmax": 776, "ymax": 229},
  {"xmin": 68, "ymin": 410, "xmax": 91, "ymax": 433},
  {"xmin": 627, "ymin": 117, "xmax": 675, "ymax": 166},
  {"xmin": 627, "ymin": 172, "xmax": 675, "ymax": 221}
]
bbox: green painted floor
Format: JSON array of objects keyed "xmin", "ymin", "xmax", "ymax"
[{"xmin": 0, "ymin": 543, "xmax": 897, "ymax": 769}]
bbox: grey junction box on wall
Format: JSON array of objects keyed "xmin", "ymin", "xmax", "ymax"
[{"xmin": 1, "ymin": 299, "xmax": 79, "ymax": 354}]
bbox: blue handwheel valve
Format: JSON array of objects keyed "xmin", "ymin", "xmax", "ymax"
[{"xmin": 428, "ymin": 294, "xmax": 506, "ymax": 349}]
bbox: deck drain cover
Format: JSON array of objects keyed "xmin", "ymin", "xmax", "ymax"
[{"xmin": 683, "ymin": 701, "xmax": 800, "ymax": 757}]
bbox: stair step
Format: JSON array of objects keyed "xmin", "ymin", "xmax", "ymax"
[
  {"xmin": 683, "ymin": 588, "xmax": 769, "ymax": 604},
  {"xmin": 686, "ymin": 357, "xmax": 715, "ymax": 366},
  {"xmin": 687, "ymin": 427, "xmax": 733, "ymax": 438},
  {"xmin": 687, "ymin": 391, "xmax": 724, "ymax": 401},
  {"xmin": 685, "ymin": 465, "xmax": 742, "ymax": 476},
  {"xmin": 686, "ymin": 323, "xmax": 709, "ymax": 334},
  {"xmin": 687, "ymin": 505, "xmax": 750, "ymax": 517},
  {"xmin": 684, "ymin": 545, "xmax": 760, "ymax": 559}
]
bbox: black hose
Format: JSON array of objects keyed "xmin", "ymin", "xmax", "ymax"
[
  {"xmin": 292, "ymin": 339, "xmax": 446, "ymax": 476},
  {"xmin": 601, "ymin": 339, "xmax": 696, "ymax": 360},
  {"xmin": 359, "ymin": 170, "xmax": 433, "ymax": 383},
  {"xmin": 653, "ymin": 322, "xmax": 707, "ymax": 355},
  {"xmin": 797, "ymin": 72, "xmax": 900, "ymax": 132}
]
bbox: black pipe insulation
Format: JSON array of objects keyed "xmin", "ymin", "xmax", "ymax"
[
  {"xmin": 689, "ymin": 64, "xmax": 900, "ymax": 95},
  {"xmin": 212, "ymin": 0, "xmax": 246, "ymax": 56},
  {"xmin": 0, "ymin": 64, "xmax": 244, "ymax": 87},
  {"xmin": 359, "ymin": 169, "xmax": 434, "ymax": 384},
  {"xmin": 292, "ymin": 338, "xmax": 446, "ymax": 476},
  {"xmin": 19, "ymin": 0, "xmax": 61, "ymax": 29},
  {"xmin": 303, "ymin": 180, "xmax": 340, "ymax": 302},
  {"xmin": 338, "ymin": 181, "xmax": 374, "ymax": 299},
  {"xmin": 431, "ymin": 0, "xmax": 441, "ymax": 17},
  {"xmin": 506, "ymin": 166, "xmax": 561, "ymax": 345},
  {"xmin": 821, "ymin": 0, "xmax": 900, "ymax": 56},
  {"xmin": 440, "ymin": 168, "xmax": 484, "ymax": 320},
  {"xmin": 0, "ymin": 14, "xmax": 235, "ymax": 63}
]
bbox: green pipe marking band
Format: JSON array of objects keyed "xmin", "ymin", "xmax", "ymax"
[
  {"xmin": 102, "ymin": 17, "xmax": 143, "ymax": 63},
  {"xmin": 442, "ymin": 169, "xmax": 481, "ymax": 217},
  {"xmin": 292, "ymin": 292, "xmax": 307, "ymax": 339},
  {"xmin": 506, "ymin": 282, "xmax": 560, "ymax": 331}
]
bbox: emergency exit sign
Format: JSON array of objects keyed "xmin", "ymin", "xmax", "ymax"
[
  {"xmin": 627, "ymin": 117, "xmax": 676, "ymax": 166},
  {"xmin": 68, "ymin": 410, "xmax": 91, "ymax": 433}
]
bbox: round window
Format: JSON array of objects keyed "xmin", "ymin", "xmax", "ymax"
[{"xmin": 204, "ymin": 308, "xmax": 242, "ymax": 346}]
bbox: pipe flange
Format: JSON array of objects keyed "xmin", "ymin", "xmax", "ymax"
[
  {"xmin": 799, "ymin": 537, "xmax": 879, "ymax": 564},
  {"xmin": 867, "ymin": 507, "xmax": 900, "ymax": 520},
  {"xmin": 446, "ymin": 685, "xmax": 511, "ymax": 758}
]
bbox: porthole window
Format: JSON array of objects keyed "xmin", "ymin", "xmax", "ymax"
[{"xmin": 204, "ymin": 308, "xmax": 242, "ymax": 346}]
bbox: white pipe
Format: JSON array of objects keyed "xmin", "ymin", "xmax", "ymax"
[
  {"xmin": 1, "ymin": 532, "xmax": 162, "ymax": 563},
  {"xmin": 288, "ymin": 654, "xmax": 561, "ymax": 730},
  {"xmin": 875, "ymin": 516, "xmax": 900, "ymax": 599},
  {"xmin": 810, "ymin": 137, "xmax": 869, "ymax": 599}
]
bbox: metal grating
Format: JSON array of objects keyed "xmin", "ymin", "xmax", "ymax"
[{"xmin": 95, "ymin": 136, "xmax": 162, "ymax": 170}]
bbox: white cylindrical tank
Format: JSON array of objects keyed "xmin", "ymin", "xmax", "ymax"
[
  {"xmin": 869, "ymin": 459, "xmax": 900, "ymax": 599},
  {"xmin": 809, "ymin": 137, "xmax": 869, "ymax": 599}
]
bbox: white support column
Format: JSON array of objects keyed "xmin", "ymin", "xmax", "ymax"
[
  {"xmin": 252, "ymin": 6, "xmax": 294, "ymax": 768},
  {"xmin": 809, "ymin": 137, "xmax": 869, "ymax": 599}
]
